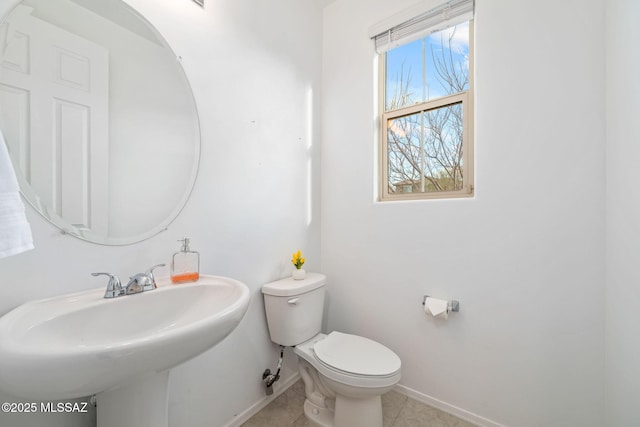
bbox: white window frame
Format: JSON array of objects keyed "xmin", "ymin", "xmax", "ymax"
[{"xmin": 375, "ymin": 5, "xmax": 475, "ymax": 202}]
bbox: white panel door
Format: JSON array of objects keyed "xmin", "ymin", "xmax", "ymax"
[{"xmin": 0, "ymin": 5, "xmax": 109, "ymax": 235}]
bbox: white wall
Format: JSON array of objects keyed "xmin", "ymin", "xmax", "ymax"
[
  {"xmin": 321, "ymin": 0, "xmax": 606, "ymax": 426},
  {"xmin": 5, "ymin": 0, "xmax": 638, "ymax": 425},
  {"xmin": 0, "ymin": 0, "xmax": 322, "ymax": 426},
  {"xmin": 605, "ymin": 0, "xmax": 640, "ymax": 424}
]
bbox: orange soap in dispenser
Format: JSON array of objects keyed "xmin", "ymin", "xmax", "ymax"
[{"xmin": 171, "ymin": 237, "xmax": 200, "ymax": 284}]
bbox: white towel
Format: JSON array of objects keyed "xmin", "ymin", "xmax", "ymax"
[{"xmin": 0, "ymin": 130, "xmax": 34, "ymax": 258}]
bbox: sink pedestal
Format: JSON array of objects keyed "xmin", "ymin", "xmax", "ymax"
[{"xmin": 96, "ymin": 371, "xmax": 169, "ymax": 427}]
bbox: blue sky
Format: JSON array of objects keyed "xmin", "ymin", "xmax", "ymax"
[{"xmin": 385, "ymin": 21, "xmax": 470, "ymax": 109}]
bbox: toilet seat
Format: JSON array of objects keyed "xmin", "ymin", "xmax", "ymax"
[
  {"xmin": 314, "ymin": 332, "xmax": 401, "ymax": 377},
  {"xmin": 295, "ymin": 332, "xmax": 401, "ymax": 389}
]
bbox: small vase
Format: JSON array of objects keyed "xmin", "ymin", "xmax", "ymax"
[{"xmin": 292, "ymin": 268, "xmax": 306, "ymax": 280}]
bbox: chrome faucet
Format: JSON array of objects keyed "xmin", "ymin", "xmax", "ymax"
[
  {"xmin": 91, "ymin": 272, "xmax": 124, "ymax": 298},
  {"xmin": 143, "ymin": 264, "xmax": 165, "ymax": 291},
  {"xmin": 92, "ymin": 264, "xmax": 165, "ymax": 299},
  {"xmin": 124, "ymin": 264, "xmax": 165, "ymax": 295}
]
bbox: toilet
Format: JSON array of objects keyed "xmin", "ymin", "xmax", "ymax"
[{"xmin": 262, "ymin": 273, "xmax": 401, "ymax": 427}]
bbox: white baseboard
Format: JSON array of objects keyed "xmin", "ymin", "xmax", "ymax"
[
  {"xmin": 223, "ymin": 373, "xmax": 504, "ymax": 427},
  {"xmin": 393, "ymin": 384, "xmax": 506, "ymax": 427},
  {"xmin": 224, "ymin": 372, "xmax": 301, "ymax": 427}
]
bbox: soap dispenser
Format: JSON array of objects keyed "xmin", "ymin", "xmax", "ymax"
[{"xmin": 171, "ymin": 237, "xmax": 200, "ymax": 283}]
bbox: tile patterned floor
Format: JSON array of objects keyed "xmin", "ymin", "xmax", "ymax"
[{"xmin": 241, "ymin": 380, "xmax": 477, "ymax": 427}]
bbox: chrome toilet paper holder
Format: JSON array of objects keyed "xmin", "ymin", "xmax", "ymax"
[{"xmin": 422, "ymin": 295, "xmax": 460, "ymax": 313}]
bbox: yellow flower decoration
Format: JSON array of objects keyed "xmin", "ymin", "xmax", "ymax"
[{"xmin": 291, "ymin": 250, "xmax": 305, "ymax": 269}]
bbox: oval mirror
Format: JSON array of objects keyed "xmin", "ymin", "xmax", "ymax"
[{"xmin": 0, "ymin": 0, "xmax": 200, "ymax": 245}]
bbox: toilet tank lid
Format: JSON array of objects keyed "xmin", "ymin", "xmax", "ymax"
[{"xmin": 262, "ymin": 273, "xmax": 326, "ymax": 296}]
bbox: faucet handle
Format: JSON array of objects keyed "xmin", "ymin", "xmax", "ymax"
[
  {"xmin": 143, "ymin": 264, "xmax": 166, "ymax": 290},
  {"xmin": 92, "ymin": 272, "xmax": 124, "ymax": 299}
]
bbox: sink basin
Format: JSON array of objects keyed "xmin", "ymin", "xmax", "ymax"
[{"xmin": 0, "ymin": 275, "xmax": 250, "ymax": 401}]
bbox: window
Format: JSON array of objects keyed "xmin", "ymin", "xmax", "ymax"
[{"xmin": 374, "ymin": 0, "xmax": 474, "ymax": 201}]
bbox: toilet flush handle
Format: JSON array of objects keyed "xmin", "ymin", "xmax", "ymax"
[{"xmin": 287, "ymin": 298, "xmax": 299, "ymax": 305}]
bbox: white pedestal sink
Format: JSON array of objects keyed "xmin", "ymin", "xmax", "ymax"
[{"xmin": 0, "ymin": 275, "xmax": 250, "ymax": 427}]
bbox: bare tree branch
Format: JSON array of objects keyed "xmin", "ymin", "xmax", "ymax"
[{"xmin": 386, "ymin": 24, "xmax": 468, "ymax": 194}]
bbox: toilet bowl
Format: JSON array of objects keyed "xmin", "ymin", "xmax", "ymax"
[
  {"xmin": 262, "ymin": 273, "xmax": 402, "ymax": 427},
  {"xmin": 295, "ymin": 332, "xmax": 401, "ymax": 427}
]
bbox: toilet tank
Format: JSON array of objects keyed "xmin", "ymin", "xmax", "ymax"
[{"xmin": 262, "ymin": 273, "xmax": 326, "ymax": 346}]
